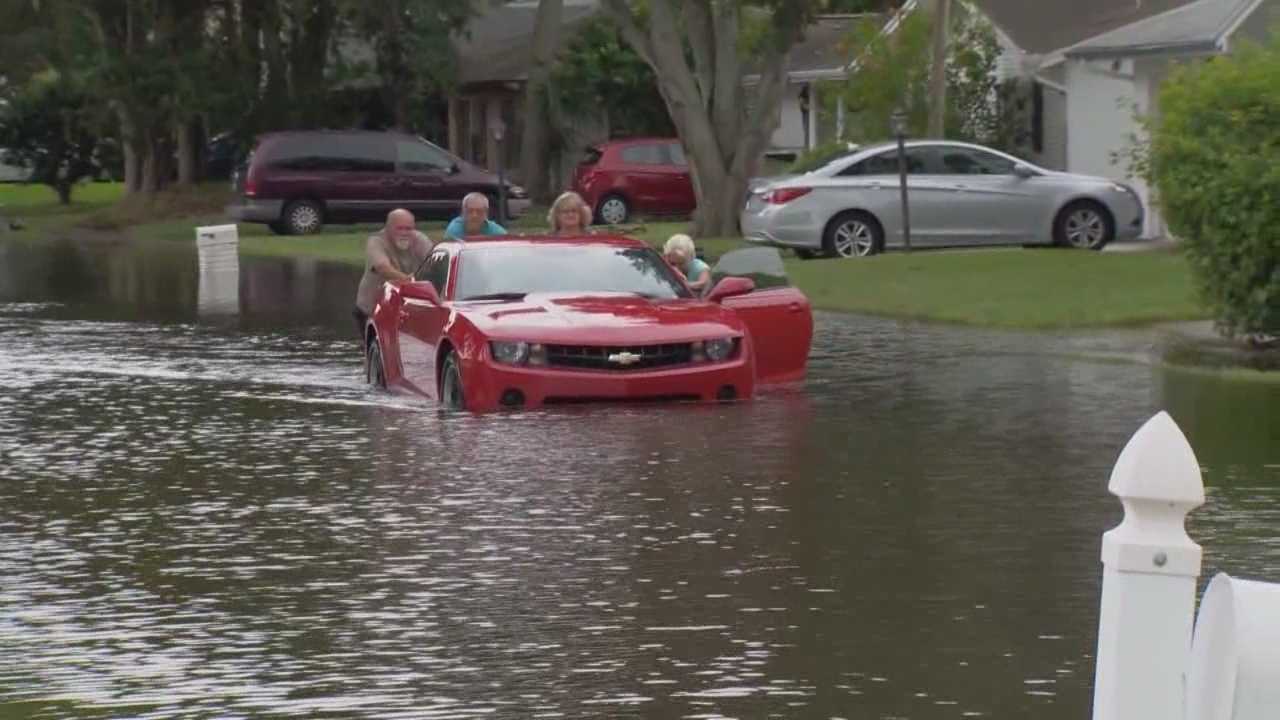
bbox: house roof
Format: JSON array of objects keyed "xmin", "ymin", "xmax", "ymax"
[
  {"xmin": 455, "ymin": 0, "xmax": 602, "ymax": 86},
  {"xmin": 742, "ymin": 13, "xmax": 881, "ymax": 84},
  {"xmin": 972, "ymin": 0, "xmax": 1198, "ymax": 54},
  {"xmin": 1064, "ymin": 0, "xmax": 1266, "ymax": 58}
]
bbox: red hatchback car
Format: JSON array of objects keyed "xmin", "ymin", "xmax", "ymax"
[
  {"xmin": 573, "ymin": 138, "xmax": 696, "ymax": 225},
  {"xmin": 363, "ymin": 235, "xmax": 812, "ymax": 412}
]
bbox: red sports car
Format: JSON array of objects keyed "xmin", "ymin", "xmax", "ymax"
[{"xmin": 362, "ymin": 235, "xmax": 812, "ymax": 412}]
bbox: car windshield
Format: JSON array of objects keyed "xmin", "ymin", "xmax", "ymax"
[{"xmin": 456, "ymin": 244, "xmax": 693, "ymax": 301}]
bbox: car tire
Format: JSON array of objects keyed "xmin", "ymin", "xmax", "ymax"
[
  {"xmin": 283, "ymin": 199, "xmax": 323, "ymax": 235},
  {"xmin": 823, "ymin": 211, "xmax": 883, "ymax": 258},
  {"xmin": 1054, "ymin": 201, "xmax": 1114, "ymax": 251},
  {"xmin": 439, "ymin": 352, "xmax": 466, "ymax": 411},
  {"xmin": 268, "ymin": 221, "xmax": 288, "ymax": 236},
  {"xmin": 367, "ymin": 338, "xmax": 387, "ymax": 389},
  {"xmin": 596, "ymin": 194, "xmax": 629, "ymax": 225}
]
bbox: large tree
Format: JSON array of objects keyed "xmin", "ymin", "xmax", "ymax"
[
  {"xmin": 600, "ymin": 0, "xmax": 828, "ymax": 237},
  {"xmin": 519, "ymin": 0, "xmax": 564, "ymax": 203}
]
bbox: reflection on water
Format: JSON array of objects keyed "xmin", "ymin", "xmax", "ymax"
[{"xmin": 0, "ymin": 235, "xmax": 1277, "ymax": 718}]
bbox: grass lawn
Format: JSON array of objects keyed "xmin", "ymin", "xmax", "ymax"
[
  {"xmin": 3, "ymin": 184, "xmax": 1208, "ymax": 329},
  {"xmin": 787, "ymin": 247, "xmax": 1205, "ymax": 328}
]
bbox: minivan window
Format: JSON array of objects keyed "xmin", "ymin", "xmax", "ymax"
[
  {"xmin": 397, "ymin": 140, "xmax": 454, "ymax": 173},
  {"xmin": 620, "ymin": 144, "xmax": 666, "ymax": 165},
  {"xmin": 269, "ymin": 134, "xmax": 393, "ymax": 173}
]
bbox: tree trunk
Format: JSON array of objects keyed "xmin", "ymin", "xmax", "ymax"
[
  {"xmin": 519, "ymin": 0, "xmax": 563, "ymax": 204},
  {"xmin": 927, "ymin": 0, "xmax": 951, "ymax": 138},
  {"xmin": 55, "ymin": 181, "xmax": 73, "ymax": 205},
  {"xmin": 118, "ymin": 106, "xmax": 142, "ymax": 194},
  {"xmin": 176, "ymin": 118, "xmax": 198, "ymax": 186}
]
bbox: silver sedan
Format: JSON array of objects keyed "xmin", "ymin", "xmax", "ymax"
[{"xmin": 741, "ymin": 140, "xmax": 1144, "ymax": 258}]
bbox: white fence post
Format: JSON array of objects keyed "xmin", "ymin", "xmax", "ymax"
[{"xmin": 1092, "ymin": 411, "xmax": 1205, "ymax": 720}]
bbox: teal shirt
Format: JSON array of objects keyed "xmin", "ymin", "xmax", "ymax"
[
  {"xmin": 683, "ymin": 257, "xmax": 711, "ymax": 282},
  {"xmin": 444, "ymin": 217, "xmax": 507, "ymax": 240}
]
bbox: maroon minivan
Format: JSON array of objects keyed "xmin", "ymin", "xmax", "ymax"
[
  {"xmin": 227, "ymin": 130, "xmax": 529, "ymax": 235},
  {"xmin": 572, "ymin": 138, "xmax": 696, "ymax": 225}
]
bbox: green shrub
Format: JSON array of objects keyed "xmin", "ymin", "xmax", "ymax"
[
  {"xmin": 1149, "ymin": 40, "xmax": 1280, "ymax": 338},
  {"xmin": 787, "ymin": 141, "xmax": 861, "ymax": 174}
]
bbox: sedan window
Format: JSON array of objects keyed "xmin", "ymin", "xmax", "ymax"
[
  {"xmin": 838, "ymin": 149, "xmax": 928, "ymax": 176},
  {"xmin": 456, "ymin": 245, "xmax": 691, "ymax": 300},
  {"xmin": 936, "ymin": 147, "xmax": 1016, "ymax": 175}
]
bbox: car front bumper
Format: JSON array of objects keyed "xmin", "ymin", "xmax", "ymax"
[
  {"xmin": 460, "ymin": 356, "xmax": 756, "ymax": 412},
  {"xmin": 225, "ymin": 198, "xmax": 284, "ymax": 223}
]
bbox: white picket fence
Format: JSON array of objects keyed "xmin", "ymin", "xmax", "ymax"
[
  {"xmin": 195, "ymin": 224, "xmax": 240, "ymax": 316},
  {"xmin": 1093, "ymin": 412, "xmax": 1280, "ymax": 720}
]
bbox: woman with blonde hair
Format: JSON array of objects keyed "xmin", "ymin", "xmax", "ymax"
[
  {"xmin": 663, "ymin": 233, "xmax": 711, "ymax": 295},
  {"xmin": 547, "ymin": 191, "xmax": 594, "ymax": 236}
]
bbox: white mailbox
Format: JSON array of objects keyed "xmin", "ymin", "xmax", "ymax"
[
  {"xmin": 195, "ymin": 224, "xmax": 239, "ymax": 316},
  {"xmin": 1186, "ymin": 573, "xmax": 1280, "ymax": 720}
]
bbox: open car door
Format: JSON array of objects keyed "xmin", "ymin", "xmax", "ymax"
[{"xmin": 712, "ymin": 247, "xmax": 812, "ymax": 385}]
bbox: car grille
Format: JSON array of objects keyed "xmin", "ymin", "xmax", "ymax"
[{"xmin": 545, "ymin": 343, "xmax": 693, "ymax": 371}]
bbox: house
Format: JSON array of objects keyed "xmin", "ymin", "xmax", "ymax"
[
  {"xmin": 1056, "ymin": 0, "xmax": 1279, "ymax": 238},
  {"xmin": 742, "ymin": 14, "xmax": 880, "ymax": 159},
  {"xmin": 448, "ymin": 0, "xmax": 604, "ymax": 184}
]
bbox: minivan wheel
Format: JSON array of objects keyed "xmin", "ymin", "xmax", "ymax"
[
  {"xmin": 283, "ymin": 199, "xmax": 323, "ymax": 235},
  {"xmin": 597, "ymin": 195, "xmax": 629, "ymax": 225}
]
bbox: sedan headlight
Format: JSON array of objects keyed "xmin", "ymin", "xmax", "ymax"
[{"xmin": 490, "ymin": 341, "xmax": 530, "ymax": 365}]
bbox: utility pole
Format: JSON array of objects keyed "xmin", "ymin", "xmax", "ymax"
[{"xmin": 926, "ymin": 0, "xmax": 951, "ymax": 138}]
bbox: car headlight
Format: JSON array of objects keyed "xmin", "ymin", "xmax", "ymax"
[
  {"xmin": 490, "ymin": 341, "xmax": 530, "ymax": 365},
  {"xmin": 508, "ymin": 185, "xmax": 528, "ymax": 199},
  {"xmin": 692, "ymin": 337, "xmax": 736, "ymax": 362}
]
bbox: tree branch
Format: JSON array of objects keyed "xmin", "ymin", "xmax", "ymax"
[
  {"xmin": 599, "ymin": 0, "xmax": 655, "ymax": 67},
  {"xmin": 683, "ymin": 1, "xmax": 714, "ymax": 111}
]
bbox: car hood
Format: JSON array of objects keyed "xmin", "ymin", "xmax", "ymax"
[{"xmin": 456, "ymin": 292, "xmax": 743, "ymax": 345}]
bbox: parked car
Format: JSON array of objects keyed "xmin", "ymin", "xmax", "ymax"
[
  {"xmin": 0, "ymin": 149, "xmax": 31, "ymax": 183},
  {"xmin": 362, "ymin": 236, "xmax": 812, "ymax": 412},
  {"xmin": 741, "ymin": 140, "xmax": 1144, "ymax": 258},
  {"xmin": 572, "ymin": 137, "xmax": 695, "ymax": 225},
  {"xmin": 227, "ymin": 130, "xmax": 529, "ymax": 235}
]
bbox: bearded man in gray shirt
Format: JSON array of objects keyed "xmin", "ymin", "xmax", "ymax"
[{"xmin": 353, "ymin": 208, "xmax": 433, "ymax": 339}]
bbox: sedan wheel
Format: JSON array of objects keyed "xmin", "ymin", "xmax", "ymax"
[
  {"xmin": 440, "ymin": 353, "xmax": 466, "ymax": 411},
  {"xmin": 825, "ymin": 213, "xmax": 881, "ymax": 258},
  {"xmin": 1056, "ymin": 202, "xmax": 1114, "ymax": 250},
  {"xmin": 597, "ymin": 196, "xmax": 629, "ymax": 225}
]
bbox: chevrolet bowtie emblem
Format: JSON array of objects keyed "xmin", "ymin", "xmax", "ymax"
[{"xmin": 608, "ymin": 351, "xmax": 642, "ymax": 365}]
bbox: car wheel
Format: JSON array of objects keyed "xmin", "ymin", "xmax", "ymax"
[
  {"xmin": 823, "ymin": 211, "xmax": 883, "ymax": 258},
  {"xmin": 1054, "ymin": 201, "xmax": 1114, "ymax": 250},
  {"xmin": 268, "ymin": 221, "xmax": 288, "ymax": 236},
  {"xmin": 597, "ymin": 194, "xmax": 629, "ymax": 225},
  {"xmin": 439, "ymin": 352, "xmax": 466, "ymax": 411},
  {"xmin": 366, "ymin": 338, "xmax": 387, "ymax": 389},
  {"xmin": 283, "ymin": 199, "xmax": 323, "ymax": 235}
]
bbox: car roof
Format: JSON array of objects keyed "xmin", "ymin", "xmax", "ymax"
[{"xmin": 441, "ymin": 234, "xmax": 652, "ymax": 252}]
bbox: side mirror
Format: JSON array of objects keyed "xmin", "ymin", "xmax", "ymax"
[
  {"xmin": 706, "ymin": 276, "xmax": 755, "ymax": 303},
  {"xmin": 400, "ymin": 280, "xmax": 441, "ymax": 304},
  {"xmin": 1013, "ymin": 163, "xmax": 1036, "ymax": 179}
]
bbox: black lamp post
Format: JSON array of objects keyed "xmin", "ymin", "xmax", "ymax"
[
  {"xmin": 892, "ymin": 108, "xmax": 912, "ymax": 253},
  {"xmin": 492, "ymin": 119, "xmax": 507, "ymax": 222}
]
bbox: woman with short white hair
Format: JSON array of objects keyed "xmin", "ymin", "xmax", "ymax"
[
  {"xmin": 547, "ymin": 191, "xmax": 594, "ymax": 236},
  {"xmin": 663, "ymin": 233, "xmax": 711, "ymax": 294}
]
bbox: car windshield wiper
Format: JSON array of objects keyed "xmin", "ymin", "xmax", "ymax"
[{"xmin": 460, "ymin": 292, "xmax": 527, "ymax": 302}]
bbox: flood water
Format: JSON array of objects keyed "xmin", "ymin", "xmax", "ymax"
[{"xmin": 1, "ymin": 234, "xmax": 1278, "ymax": 719}]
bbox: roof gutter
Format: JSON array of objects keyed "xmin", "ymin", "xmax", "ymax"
[{"xmin": 1064, "ymin": 39, "xmax": 1222, "ymax": 60}]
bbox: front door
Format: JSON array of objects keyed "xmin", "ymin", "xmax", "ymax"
[
  {"xmin": 712, "ymin": 248, "xmax": 812, "ymax": 385},
  {"xmin": 395, "ymin": 139, "xmax": 457, "ymax": 218},
  {"xmin": 397, "ymin": 250, "xmax": 453, "ymax": 399}
]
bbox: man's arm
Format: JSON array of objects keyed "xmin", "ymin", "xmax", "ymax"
[{"xmin": 367, "ymin": 236, "xmax": 413, "ymax": 283}]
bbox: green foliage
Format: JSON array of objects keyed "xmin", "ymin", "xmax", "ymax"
[
  {"xmin": 553, "ymin": 16, "xmax": 673, "ymax": 137},
  {"xmin": 788, "ymin": 140, "xmax": 860, "ymax": 173},
  {"xmin": 835, "ymin": 8, "xmax": 1021, "ymax": 150},
  {"xmin": 1147, "ymin": 40, "xmax": 1280, "ymax": 338},
  {"xmin": 0, "ymin": 71, "xmax": 107, "ymax": 204}
]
